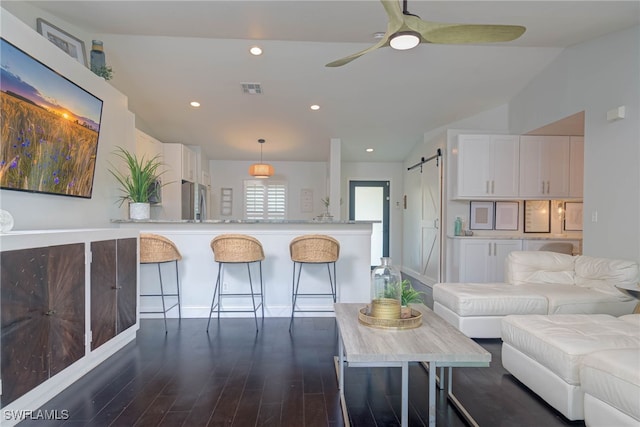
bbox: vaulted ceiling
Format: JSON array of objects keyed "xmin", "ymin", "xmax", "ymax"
[{"xmin": 23, "ymin": 1, "xmax": 640, "ymax": 162}]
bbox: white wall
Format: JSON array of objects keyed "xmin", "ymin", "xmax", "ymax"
[
  {"xmin": 209, "ymin": 160, "xmax": 328, "ymax": 220},
  {"xmin": 0, "ymin": 9, "xmax": 135, "ymax": 230},
  {"xmin": 341, "ymin": 161, "xmax": 404, "ymax": 263},
  {"xmin": 509, "ymin": 25, "xmax": 640, "ymax": 261}
]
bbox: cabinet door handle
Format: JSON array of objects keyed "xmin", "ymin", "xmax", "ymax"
[
  {"xmin": 541, "ymin": 181, "xmax": 545, "ymax": 194},
  {"xmin": 546, "ymin": 181, "xmax": 550, "ymax": 194},
  {"xmin": 486, "ymin": 181, "xmax": 490, "ymax": 194},
  {"xmin": 488, "ymin": 243, "xmax": 492, "ymax": 256},
  {"xmin": 491, "ymin": 180, "xmax": 495, "ymax": 194}
]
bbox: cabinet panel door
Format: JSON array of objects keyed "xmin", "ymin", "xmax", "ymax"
[
  {"xmin": 1, "ymin": 244, "xmax": 85, "ymax": 405},
  {"xmin": 117, "ymin": 238, "xmax": 137, "ymax": 333},
  {"xmin": 569, "ymin": 137, "xmax": 584, "ymax": 198},
  {"xmin": 47, "ymin": 245, "xmax": 85, "ymax": 376},
  {"xmin": 459, "ymin": 240, "xmax": 492, "ymax": 282},
  {"xmin": 543, "ymin": 136, "xmax": 570, "ymax": 197},
  {"xmin": 519, "ymin": 136, "xmax": 544, "ymax": 197},
  {"xmin": 457, "ymin": 135, "xmax": 492, "ymax": 197},
  {"xmin": 91, "ymin": 240, "xmax": 117, "ymax": 350},
  {"xmin": 491, "ymin": 135, "xmax": 520, "ymax": 197}
]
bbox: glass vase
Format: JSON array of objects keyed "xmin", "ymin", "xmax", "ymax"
[{"xmin": 370, "ymin": 257, "xmax": 402, "ymax": 319}]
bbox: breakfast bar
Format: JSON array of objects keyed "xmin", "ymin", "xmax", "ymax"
[{"xmin": 116, "ymin": 220, "xmax": 373, "ymax": 318}]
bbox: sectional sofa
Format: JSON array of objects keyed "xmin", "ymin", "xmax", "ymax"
[{"xmin": 433, "ymin": 251, "xmax": 639, "ymax": 338}]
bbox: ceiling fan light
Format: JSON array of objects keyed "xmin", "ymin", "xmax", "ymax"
[{"xmin": 389, "ymin": 31, "xmax": 420, "ymax": 50}]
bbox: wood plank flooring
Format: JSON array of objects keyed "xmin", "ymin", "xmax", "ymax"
[{"xmin": 18, "ymin": 317, "xmax": 586, "ymax": 426}]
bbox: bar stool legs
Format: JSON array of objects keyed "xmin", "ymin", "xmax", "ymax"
[
  {"xmin": 289, "ymin": 260, "xmax": 337, "ymax": 330},
  {"xmin": 141, "ymin": 260, "xmax": 181, "ymax": 333},
  {"xmin": 207, "ymin": 260, "xmax": 264, "ymax": 333},
  {"xmin": 208, "ymin": 234, "xmax": 266, "ymax": 333},
  {"xmin": 288, "ymin": 234, "xmax": 340, "ymax": 331},
  {"xmin": 140, "ymin": 233, "xmax": 183, "ymax": 334}
]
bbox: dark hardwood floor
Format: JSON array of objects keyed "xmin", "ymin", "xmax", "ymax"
[{"xmin": 19, "ymin": 317, "xmax": 585, "ymax": 427}]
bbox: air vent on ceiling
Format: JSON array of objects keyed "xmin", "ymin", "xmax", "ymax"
[{"xmin": 241, "ymin": 83, "xmax": 262, "ymax": 94}]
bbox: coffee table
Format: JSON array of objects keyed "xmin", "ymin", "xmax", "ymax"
[{"xmin": 334, "ymin": 303, "xmax": 491, "ymax": 427}]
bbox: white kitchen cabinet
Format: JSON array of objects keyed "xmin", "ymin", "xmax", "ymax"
[
  {"xmin": 454, "ymin": 134, "xmax": 520, "ymax": 199},
  {"xmin": 453, "ymin": 238, "xmax": 522, "ymax": 282},
  {"xmin": 135, "ymin": 129, "xmax": 163, "ymax": 162},
  {"xmin": 163, "ymin": 143, "xmax": 197, "ymax": 183},
  {"xmin": 569, "ymin": 136, "xmax": 584, "ymax": 198},
  {"xmin": 519, "ymin": 136, "xmax": 570, "ymax": 198}
]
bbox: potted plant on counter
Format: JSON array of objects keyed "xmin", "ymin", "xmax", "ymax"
[{"xmin": 109, "ymin": 146, "xmax": 165, "ymax": 220}]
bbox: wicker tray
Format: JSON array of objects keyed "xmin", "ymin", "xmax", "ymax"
[{"xmin": 358, "ymin": 307, "xmax": 422, "ymax": 330}]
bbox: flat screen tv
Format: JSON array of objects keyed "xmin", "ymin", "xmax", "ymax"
[{"xmin": 0, "ymin": 38, "xmax": 104, "ymax": 199}]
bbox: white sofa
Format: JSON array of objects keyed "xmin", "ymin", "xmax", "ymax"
[
  {"xmin": 501, "ymin": 313, "xmax": 640, "ymax": 424},
  {"xmin": 434, "ymin": 251, "xmax": 639, "ymax": 338}
]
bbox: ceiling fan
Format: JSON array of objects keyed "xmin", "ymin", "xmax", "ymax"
[{"xmin": 326, "ymin": 0, "xmax": 526, "ymax": 67}]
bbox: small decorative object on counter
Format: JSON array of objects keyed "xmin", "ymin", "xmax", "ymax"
[
  {"xmin": 454, "ymin": 216, "xmax": 463, "ymax": 236},
  {"xmin": 370, "ymin": 257, "xmax": 402, "ymax": 319},
  {"xmin": 0, "ymin": 209, "xmax": 14, "ymax": 233},
  {"xmin": 90, "ymin": 40, "xmax": 113, "ymax": 80}
]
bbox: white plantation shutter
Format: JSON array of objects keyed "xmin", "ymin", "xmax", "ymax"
[{"xmin": 244, "ymin": 180, "xmax": 287, "ymax": 219}]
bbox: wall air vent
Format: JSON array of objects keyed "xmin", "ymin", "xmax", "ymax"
[{"xmin": 241, "ymin": 83, "xmax": 262, "ymax": 94}]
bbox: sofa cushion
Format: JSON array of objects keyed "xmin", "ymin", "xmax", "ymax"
[
  {"xmin": 433, "ymin": 283, "xmax": 548, "ymax": 316},
  {"xmin": 505, "ymin": 251, "xmax": 575, "ymax": 286},
  {"xmin": 501, "ymin": 314, "xmax": 640, "ymax": 385},
  {"xmin": 529, "ymin": 285, "xmax": 636, "ymax": 314},
  {"xmin": 580, "ymin": 348, "xmax": 640, "ymax": 422},
  {"xmin": 574, "ymin": 255, "xmax": 639, "ymax": 297}
]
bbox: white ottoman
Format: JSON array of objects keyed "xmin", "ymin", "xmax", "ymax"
[
  {"xmin": 501, "ymin": 314, "xmax": 640, "ymax": 420},
  {"xmin": 581, "ymin": 348, "xmax": 640, "ymax": 427},
  {"xmin": 433, "ymin": 283, "xmax": 548, "ymax": 338}
]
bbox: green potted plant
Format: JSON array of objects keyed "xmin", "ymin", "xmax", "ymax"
[
  {"xmin": 400, "ymin": 280, "xmax": 424, "ymax": 318},
  {"xmin": 108, "ymin": 146, "xmax": 165, "ymax": 220}
]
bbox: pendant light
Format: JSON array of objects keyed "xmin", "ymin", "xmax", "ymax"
[{"xmin": 249, "ymin": 138, "xmax": 274, "ymax": 178}]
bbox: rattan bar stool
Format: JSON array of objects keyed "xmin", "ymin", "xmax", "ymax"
[
  {"xmin": 139, "ymin": 233, "xmax": 182, "ymax": 333},
  {"xmin": 208, "ymin": 234, "xmax": 265, "ymax": 332},
  {"xmin": 289, "ymin": 234, "xmax": 340, "ymax": 330}
]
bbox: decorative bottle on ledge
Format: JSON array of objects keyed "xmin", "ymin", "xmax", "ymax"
[{"xmin": 370, "ymin": 257, "xmax": 402, "ymax": 319}]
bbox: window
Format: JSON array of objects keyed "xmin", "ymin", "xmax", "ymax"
[{"xmin": 244, "ymin": 180, "xmax": 287, "ymax": 220}]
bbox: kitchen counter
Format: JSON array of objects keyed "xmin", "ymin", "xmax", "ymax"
[{"xmin": 115, "ymin": 220, "xmax": 373, "ymax": 319}]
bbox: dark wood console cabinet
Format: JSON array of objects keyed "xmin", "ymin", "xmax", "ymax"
[{"xmin": 0, "ymin": 229, "xmax": 139, "ymax": 416}]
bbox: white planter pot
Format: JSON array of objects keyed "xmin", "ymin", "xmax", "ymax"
[{"xmin": 129, "ymin": 202, "xmax": 150, "ymax": 220}]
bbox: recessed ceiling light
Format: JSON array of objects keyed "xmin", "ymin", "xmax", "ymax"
[
  {"xmin": 310, "ymin": 104, "xmax": 320, "ymax": 111},
  {"xmin": 373, "ymin": 32, "xmax": 386, "ymax": 39},
  {"xmin": 190, "ymin": 101, "xmax": 200, "ymax": 107},
  {"xmin": 366, "ymin": 148, "xmax": 374, "ymax": 152},
  {"xmin": 249, "ymin": 46, "xmax": 263, "ymax": 56}
]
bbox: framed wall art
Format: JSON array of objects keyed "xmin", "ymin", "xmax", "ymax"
[
  {"xmin": 495, "ymin": 201, "xmax": 519, "ymax": 230},
  {"xmin": 0, "ymin": 38, "xmax": 103, "ymax": 199},
  {"xmin": 470, "ymin": 201, "xmax": 494, "ymax": 230},
  {"xmin": 524, "ymin": 200, "xmax": 551, "ymax": 233},
  {"xmin": 564, "ymin": 202, "xmax": 583, "ymax": 231},
  {"xmin": 37, "ymin": 18, "xmax": 87, "ymax": 66}
]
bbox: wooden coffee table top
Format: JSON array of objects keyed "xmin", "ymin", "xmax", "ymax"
[{"xmin": 334, "ymin": 303, "xmax": 491, "ymax": 365}]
